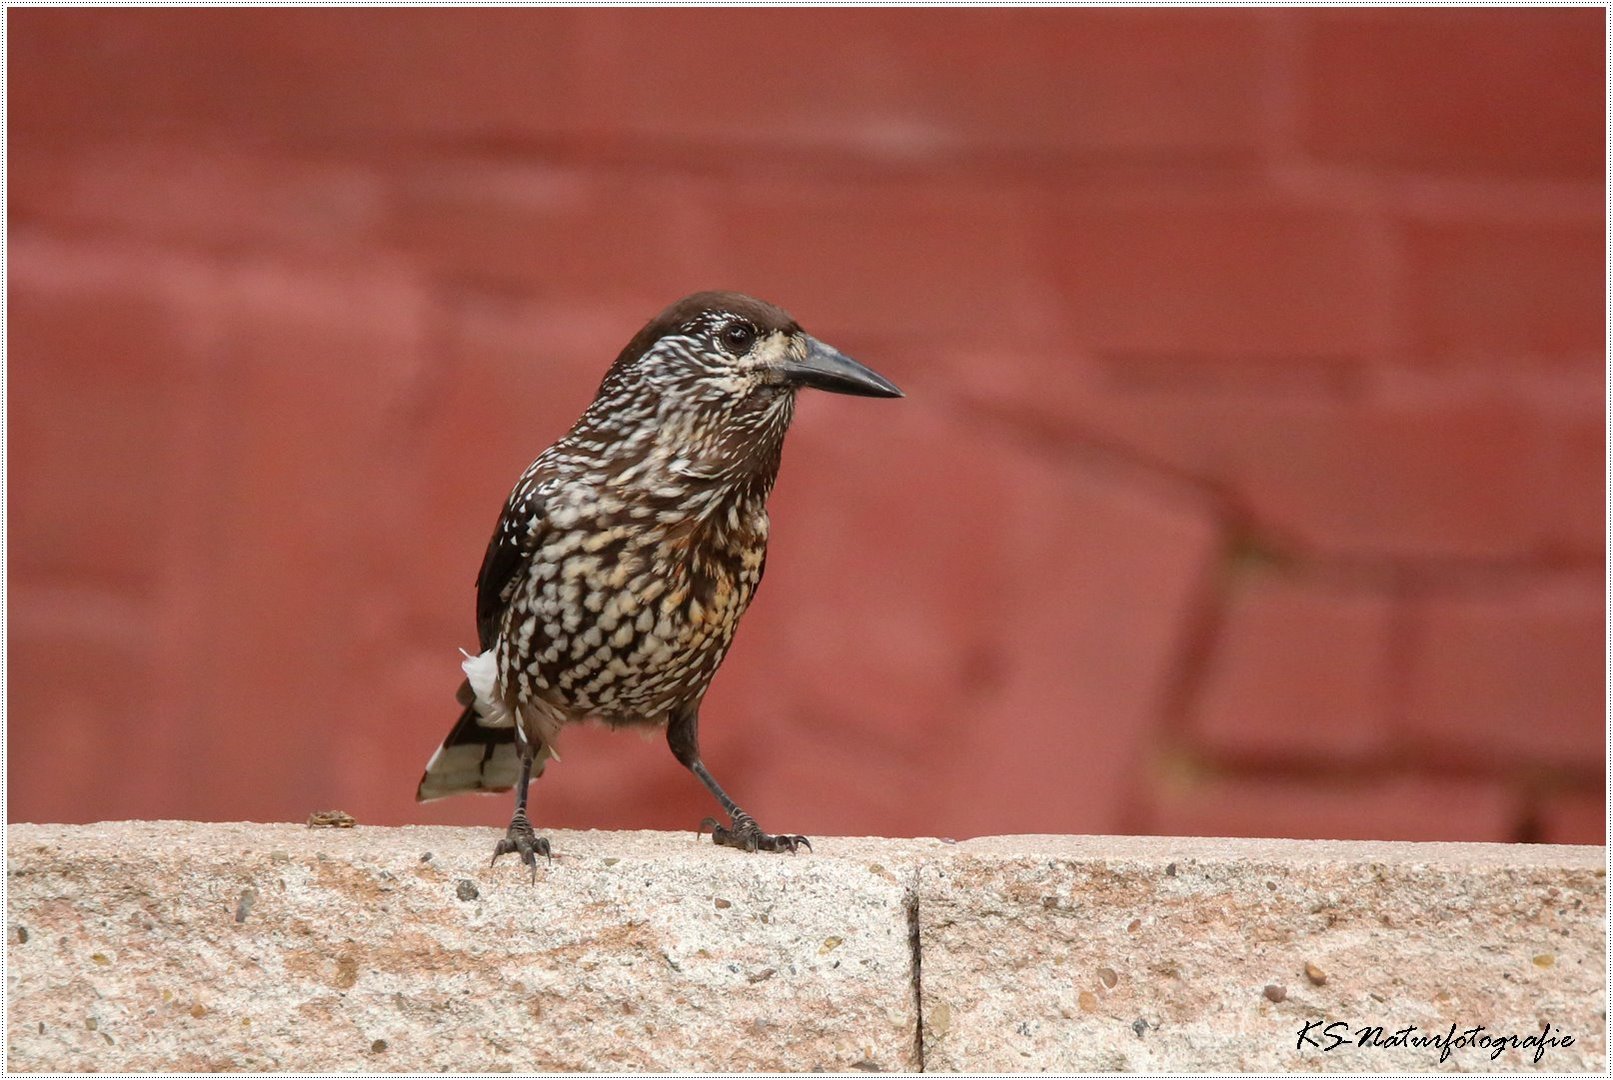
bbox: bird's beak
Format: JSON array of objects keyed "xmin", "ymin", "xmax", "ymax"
[{"xmin": 781, "ymin": 336, "xmax": 904, "ymax": 398}]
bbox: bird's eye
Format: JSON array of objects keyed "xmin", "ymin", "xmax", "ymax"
[{"xmin": 720, "ymin": 321, "xmax": 757, "ymax": 353}]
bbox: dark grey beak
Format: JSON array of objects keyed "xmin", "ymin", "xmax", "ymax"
[{"xmin": 782, "ymin": 336, "xmax": 904, "ymax": 399}]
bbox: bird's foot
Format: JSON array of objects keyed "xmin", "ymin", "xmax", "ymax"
[
  {"xmin": 490, "ymin": 815, "xmax": 551, "ymax": 882},
  {"xmin": 698, "ymin": 811, "xmax": 811, "ymax": 854}
]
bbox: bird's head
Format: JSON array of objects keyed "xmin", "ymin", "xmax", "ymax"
[
  {"xmin": 600, "ymin": 291, "xmax": 902, "ymax": 406},
  {"xmin": 585, "ymin": 292, "xmax": 902, "ymax": 480}
]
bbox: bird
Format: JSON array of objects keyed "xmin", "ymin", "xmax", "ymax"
[{"xmin": 416, "ymin": 291, "xmax": 902, "ymax": 878}]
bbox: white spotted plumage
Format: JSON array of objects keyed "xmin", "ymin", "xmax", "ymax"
[{"xmin": 416, "ymin": 290, "xmax": 901, "ymax": 850}]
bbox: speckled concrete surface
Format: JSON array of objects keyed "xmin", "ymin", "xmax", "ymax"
[
  {"xmin": 5, "ymin": 824, "xmax": 1604, "ymax": 1072},
  {"xmin": 920, "ymin": 835, "xmax": 1606, "ymax": 1072},
  {"xmin": 5, "ymin": 822, "xmax": 938, "ymax": 1071}
]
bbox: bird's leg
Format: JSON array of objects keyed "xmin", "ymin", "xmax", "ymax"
[
  {"xmin": 491, "ymin": 725, "xmax": 551, "ymax": 881},
  {"xmin": 667, "ymin": 707, "xmax": 810, "ymax": 854}
]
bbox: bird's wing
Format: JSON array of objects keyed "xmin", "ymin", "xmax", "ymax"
[{"xmin": 475, "ymin": 469, "xmax": 554, "ymax": 650}]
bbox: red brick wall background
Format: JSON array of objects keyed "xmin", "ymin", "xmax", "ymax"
[{"xmin": 8, "ymin": 9, "xmax": 1605, "ymax": 844}]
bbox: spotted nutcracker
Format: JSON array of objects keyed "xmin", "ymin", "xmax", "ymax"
[{"xmin": 417, "ymin": 292, "xmax": 902, "ymax": 877}]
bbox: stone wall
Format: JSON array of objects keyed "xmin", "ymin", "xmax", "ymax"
[{"xmin": 6, "ymin": 822, "xmax": 1604, "ymax": 1071}]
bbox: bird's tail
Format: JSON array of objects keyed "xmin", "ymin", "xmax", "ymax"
[{"xmin": 415, "ymin": 680, "xmax": 547, "ymax": 802}]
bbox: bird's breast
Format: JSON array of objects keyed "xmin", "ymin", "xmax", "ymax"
[{"xmin": 501, "ymin": 494, "xmax": 768, "ymax": 721}]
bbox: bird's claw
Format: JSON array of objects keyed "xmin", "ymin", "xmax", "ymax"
[
  {"xmin": 700, "ymin": 811, "xmax": 811, "ymax": 854},
  {"xmin": 491, "ymin": 819, "xmax": 552, "ymax": 883}
]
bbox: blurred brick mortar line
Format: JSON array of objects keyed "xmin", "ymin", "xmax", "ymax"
[
  {"xmin": 1150, "ymin": 546, "xmax": 1600, "ymax": 844},
  {"xmin": 938, "ymin": 393, "xmax": 1602, "ymax": 845}
]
